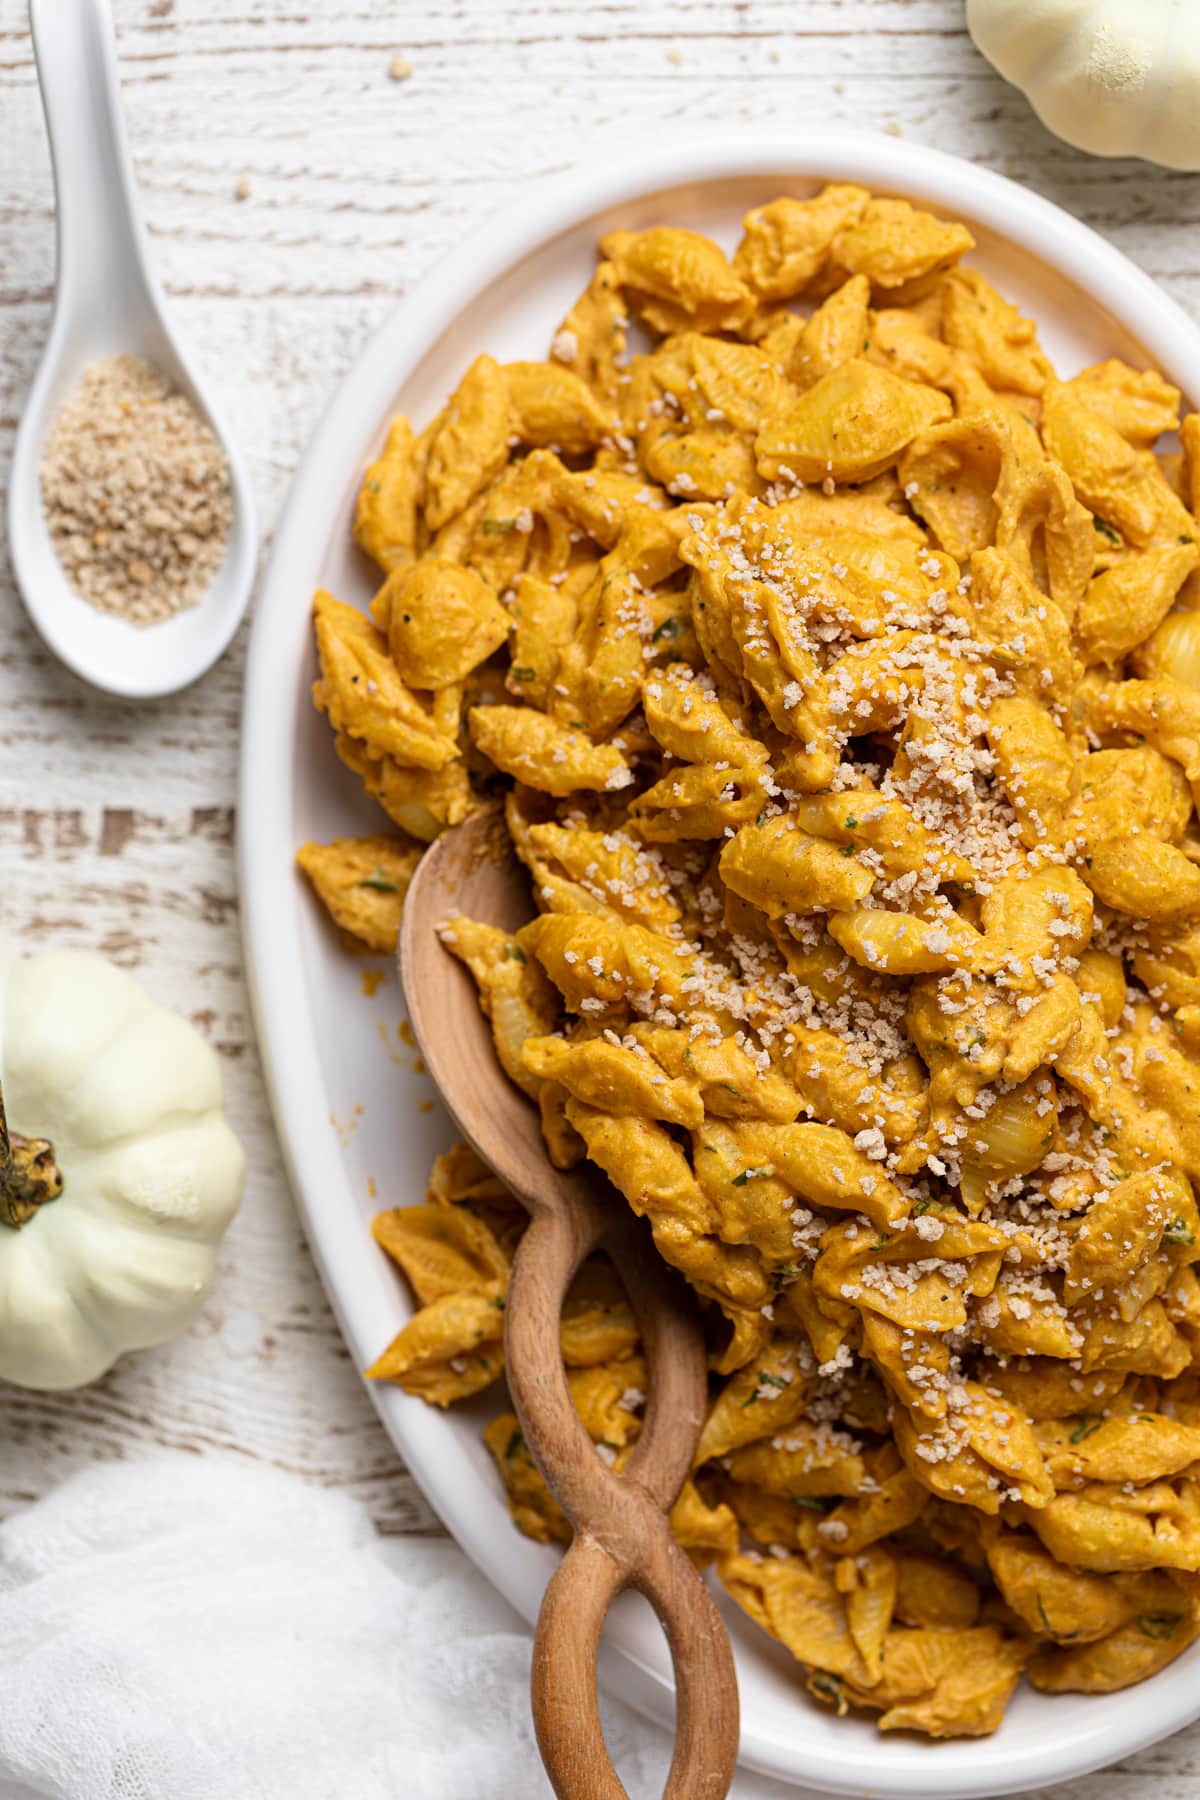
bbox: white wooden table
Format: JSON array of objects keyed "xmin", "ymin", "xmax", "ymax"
[{"xmin": 2, "ymin": 3, "xmax": 1200, "ymax": 1792}]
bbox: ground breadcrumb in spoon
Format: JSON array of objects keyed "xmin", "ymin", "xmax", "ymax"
[{"xmin": 40, "ymin": 352, "xmax": 232, "ymax": 626}]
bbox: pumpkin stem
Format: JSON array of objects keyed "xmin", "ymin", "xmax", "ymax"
[{"xmin": 0, "ymin": 1081, "xmax": 64, "ymax": 1230}]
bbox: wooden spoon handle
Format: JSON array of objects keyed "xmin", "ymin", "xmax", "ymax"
[
  {"xmin": 506, "ymin": 1200, "xmax": 739, "ymax": 1800},
  {"xmin": 533, "ymin": 1507, "xmax": 738, "ymax": 1800}
]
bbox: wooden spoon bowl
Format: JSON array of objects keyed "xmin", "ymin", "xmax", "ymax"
[{"xmin": 400, "ymin": 802, "xmax": 739, "ymax": 1800}]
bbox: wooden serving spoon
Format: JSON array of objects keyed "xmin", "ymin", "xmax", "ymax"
[{"xmin": 400, "ymin": 802, "xmax": 739, "ymax": 1800}]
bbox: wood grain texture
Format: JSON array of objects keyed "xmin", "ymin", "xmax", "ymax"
[
  {"xmin": 401, "ymin": 805, "xmax": 739, "ymax": 1800},
  {"xmin": 3, "ymin": 0, "xmax": 1200, "ymax": 1786}
]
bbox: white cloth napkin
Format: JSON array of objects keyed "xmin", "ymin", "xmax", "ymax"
[{"xmin": 0, "ymin": 1454, "xmax": 805, "ymax": 1800}]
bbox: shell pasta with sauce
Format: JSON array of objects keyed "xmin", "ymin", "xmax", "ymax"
[{"xmin": 297, "ymin": 184, "xmax": 1200, "ymax": 1738}]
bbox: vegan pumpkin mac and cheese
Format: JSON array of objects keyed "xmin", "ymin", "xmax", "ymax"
[{"xmin": 298, "ymin": 184, "xmax": 1200, "ymax": 1736}]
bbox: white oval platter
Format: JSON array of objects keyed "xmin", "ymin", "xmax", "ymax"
[{"xmin": 239, "ymin": 128, "xmax": 1200, "ymax": 1798}]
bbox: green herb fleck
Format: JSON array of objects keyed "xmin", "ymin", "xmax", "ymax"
[
  {"xmin": 1093, "ymin": 518, "xmax": 1121, "ymax": 544},
  {"xmin": 510, "ymin": 666, "xmax": 537, "ymax": 682},
  {"xmin": 505, "ymin": 1429, "xmax": 524, "ymax": 1459},
  {"xmin": 360, "ymin": 868, "xmax": 400, "ymax": 893},
  {"xmin": 503, "ymin": 942, "xmax": 527, "ymax": 964},
  {"xmin": 483, "ymin": 517, "xmax": 517, "ymax": 535},
  {"xmin": 1164, "ymin": 1219, "xmax": 1195, "ymax": 1245},
  {"xmin": 1138, "ymin": 1613, "xmax": 1182, "ymax": 1641},
  {"xmin": 732, "ymin": 1164, "xmax": 776, "ymax": 1187},
  {"xmin": 1069, "ymin": 1416, "xmax": 1104, "ymax": 1444},
  {"xmin": 742, "ymin": 1369, "xmax": 788, "ymax": 1406},
  {"xmin": 808, "ymin": 1671, "xmax": 848, "ymax": 1716},
  {"xmin": 652, "ymin": 616, "xmax": 682, "ymax": 643}
]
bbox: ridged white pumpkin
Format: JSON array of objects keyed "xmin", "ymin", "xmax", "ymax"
[
  {"xmin": 0, "ymin": 952, "xmax": 244, "ymax": 1390},
  {"xmin": 967, "ymin": 0, "xmax": 1200, "ymax": 171}
]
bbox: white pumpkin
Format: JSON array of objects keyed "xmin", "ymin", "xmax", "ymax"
[
  {"xmin": 0, "ymin": 952, "xmax": 244, "ymax": 1390},
  {"xmin": 967, "ymin": 0, "xmax": 1200, "ymax": 171}
]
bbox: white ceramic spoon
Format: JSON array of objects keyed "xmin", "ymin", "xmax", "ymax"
[{"xmin": 7, "ymin": 0, "xmax": 258, "ymax": 699}]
